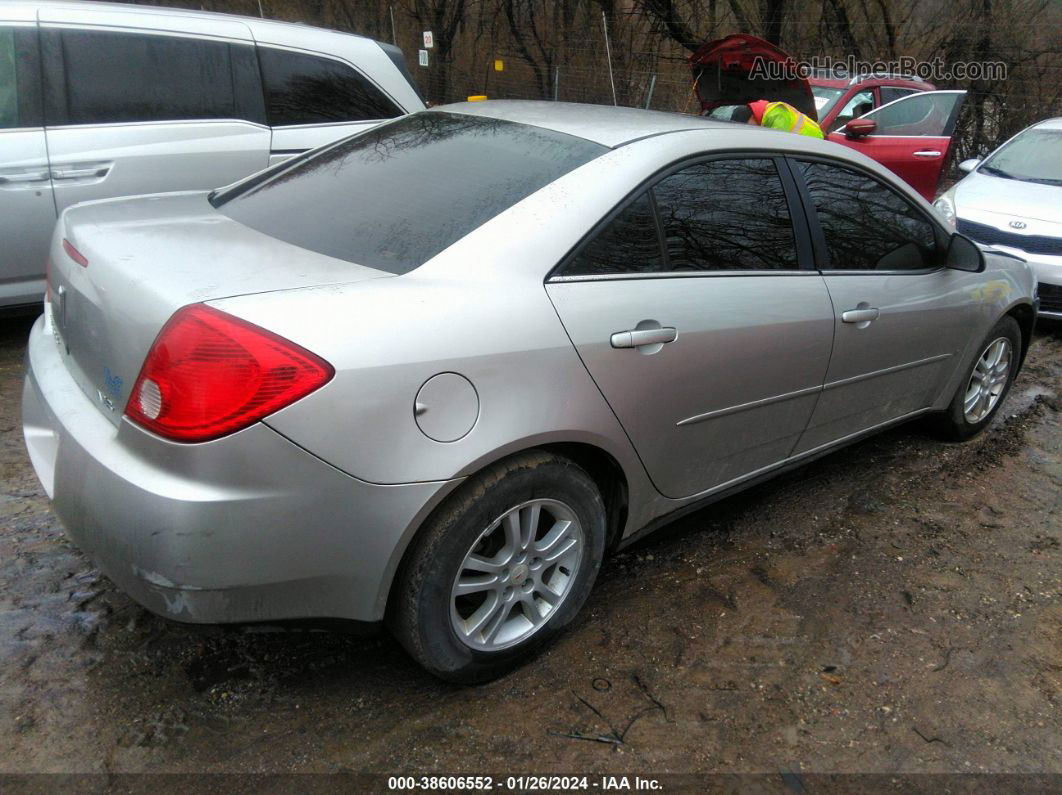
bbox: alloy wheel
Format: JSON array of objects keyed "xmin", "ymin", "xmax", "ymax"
[
  {"xmin": 450, "ymin": 499, "xmax": 584, "ymax": 651},
  {"xmin": 963, "ymin": 337, "xmax": 1012, "ymax": 424}
]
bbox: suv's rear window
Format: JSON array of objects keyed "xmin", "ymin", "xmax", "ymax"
[{"xmin": 212, "ymin": 112, "xmax": 607, "ymax": 274}]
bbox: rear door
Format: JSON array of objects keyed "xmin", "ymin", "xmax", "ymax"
[
  {"xmin": 258, "ymin": 46, "xmax": 406, "ymax": 165},
  {"xmin": 790, "ymin": 157, "xmax": 979, "ymax": 453},
  {"xmin": 0, "ymin": 14, "xmax": 54, "ymax": 306},
  {"xmin": 39, "ymin": 7, "xmax": 270, "ymax": 215},
  {"xmin": 828, "ymin": 91, "xmax": 966, "ymax": 200},
  {"xmin": 546, "ymin": 156, "xmax": 834, "ymax": 499}
]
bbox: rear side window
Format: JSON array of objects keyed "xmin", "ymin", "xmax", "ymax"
[
  {"xmin": 42, "ymin": 29, "xmax": 264, "ymax": 126},
  {"xmin": 653, "ymin": 158, "xmax": 799, "ymax": 271},
  {"xmin": 879, "ymin": 86, "xmax": 917, "ymax": 105},
  {"xmin": 796, "ymin": 159, "xmax": 938, "ymax": 271},
  {"xmin": 258, "ymin": 47, "xmax": 403, "ymax": 125},
  {"xmin": 564, "ymin": 193, "xmax": 664, "ymax": 276},
  {"xmin": 0, "ymin": 26, "xmax": 42, "ymax": 128},
  {"xmin": 213, "ymin": 112, "xmax": 606, "ymax": 274}
]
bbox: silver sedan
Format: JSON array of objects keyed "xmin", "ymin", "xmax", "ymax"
[{"xmin": 23, "ymin": 101, "xmax": 1037, "ymax": 682}]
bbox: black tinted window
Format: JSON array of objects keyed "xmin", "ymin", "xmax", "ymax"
[
  {"xmin": 48, "ymin": 30, "xmax": 263, "ymax": 125},
  {"xmin": 259, "ymin": 47, "xmax": 402, "ymax": 125},
  {"xmin": 213, "ymin": 112, "xmax": 606, "ymax": 274},
  {"xmin": 652, "ymin": 158, "xmax": 799, "ymax": 271},
  {"xmin": 880, "ymin": 87, "xmax": 916, "ymax": 105},
  {"xmin": 797, "ymin": 160, "xmax": 938, "ymax": 270},
  {"xmin": 563, "ymin": 193, "xmax": 664, "ymax": 276}
]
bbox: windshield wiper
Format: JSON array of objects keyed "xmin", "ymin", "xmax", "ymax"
[
  {"xmin": 978, "ymin": 164, "xmax": 1015, "ymax": 180},
  {"xmin": 972, "ymin": 165, "xmax": 1015, "ymax": 181}
]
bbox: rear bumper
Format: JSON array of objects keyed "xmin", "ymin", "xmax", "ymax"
[{"xmin": 22, "ymin": 315, "xmax": 459, "ymax": 623}]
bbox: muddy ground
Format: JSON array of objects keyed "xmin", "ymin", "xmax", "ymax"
[{"xmin": 0, "ymin": 314, "xmax": 1059, "ymax": 784}]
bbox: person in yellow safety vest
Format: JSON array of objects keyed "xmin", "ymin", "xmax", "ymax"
[{"xmin": 745, "ymin": 99, "xmax": 824, "ymax": 139}]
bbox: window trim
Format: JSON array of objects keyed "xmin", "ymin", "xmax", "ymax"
[
  {"xmin": 546, "ymin": 150, "xmax": 817, "ymax": 283},
  {"xmin": 255, "ymin": 43, "xmax": 404, "ymax": 129},
  {"xmin": 39, "ymin": 25, "xmax": 267, "ymax": 128},
  {"xmin": 787, "ymin": 153, "xmax": 951, "ymax": 275}
]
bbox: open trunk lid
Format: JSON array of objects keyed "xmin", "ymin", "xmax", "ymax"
[
  {"xmin": 689, "ymin": 33, "xmax": 817, "ymax": 120},
  {"xmin": 47, "ymin": 191, "xmax": 388, "ymax": 428}
]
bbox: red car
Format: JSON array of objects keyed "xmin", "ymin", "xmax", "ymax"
[
  {"xmin": 690, "ymin": 35, "xmax": 965, "ymax": 201},
  {"xmin": 827, "ymin": 90, "xmax": 967, "ymax": 201}
]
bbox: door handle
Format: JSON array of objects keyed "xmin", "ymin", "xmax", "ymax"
[
  {"xmin": 841, "ymin": 307, "xmax": 880, "ymax": 324},
  {"xmin": 50, "ymin": 165, "xmax": 111, "ymax": 180},
  {"xmin": 913, "ymin": 150, "xmax": 942, "ymax": 158},
  {"xmin": 611, "ymin": 327, "xmax": 677, "ymax": 348},
  {"xmin": 0, "ymin": 170, "xmax": 50, "ymax": 184}
]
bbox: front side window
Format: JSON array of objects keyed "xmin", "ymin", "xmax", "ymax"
[
  {"xmin": 213, "ymin": 112, "xmax": 606, "ymax": 274},
  {"xmin": 860, "ymin": 91, "xmax": 963, "ymax": 137},
  {"xmin": 258, "ymin": 47, "xmax": 402, "ymax": 126},
  {"xmin": 652, "ymin": 158, "xmax": 799, "ymax": 271},
  {"xmin": 796, "ymin": 159, "xmax": 939, "ymax": 271},
  {"xmin": 46, "ymin": 29, "xmax": 262, "ymax": 126}
]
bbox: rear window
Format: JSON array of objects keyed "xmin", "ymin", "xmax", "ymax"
[{"xmin": 213, "ymin": 112, "xmax": 607, "ymax": 274}]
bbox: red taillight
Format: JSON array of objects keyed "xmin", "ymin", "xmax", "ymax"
[
  {"xmin": 63, "ymin": 239, "xmax": 88, "ymax": 268},
  {"xmin": 125, "ymin": 304, "xmax": 334, "ymax": 443}
]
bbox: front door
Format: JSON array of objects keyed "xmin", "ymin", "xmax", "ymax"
[
  {"xmin": 38, "ymin": 13, "xmax": 271, "ymax": 216},
  {"xmin": 829, "ymin": 90, "xmax": 966, "ymax": 200},
  {"xmin": 0, "ymin": 19, "xmax": 55, "ymax": 306},
  {"xmin": 547, "ymin": 157, "xmax": 834, "ymax": 499},
  {"xmin": 789, "ymin": 157, "xmax": 980, "ymax": 453}
]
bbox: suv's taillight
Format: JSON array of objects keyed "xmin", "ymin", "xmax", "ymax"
[{"xmin": 125, "ymin": 304, "xmax": 333, "ymax": 442}]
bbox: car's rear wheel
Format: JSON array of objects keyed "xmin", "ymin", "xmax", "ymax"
[
  {"xmin": 389, "ymin": 451, "xmax": 606, "ymax": 683},
  {"xmin": 934, "ymin": 316, "xmax": 1021, "ymax": 440}
]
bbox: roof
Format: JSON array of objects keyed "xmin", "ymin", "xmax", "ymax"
[
  {"xmin": 5, "ymin": 0, "xmax": 372, "ymax": 40},
  {"xmin": 435, "ymin": 100, "xmax": 736, "ymax": 148}
]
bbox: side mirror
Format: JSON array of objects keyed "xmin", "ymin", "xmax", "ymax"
[
  {"xmin": 945, "ymin": 232, "xmax": 985, "ymax": 273},
  {"xmin": 958, "ymin": 158, "xmax": 980, "ymax": 174},
  {"xmin": 844, "ymin": 118, "xmax": 877, "ymax": 138}
]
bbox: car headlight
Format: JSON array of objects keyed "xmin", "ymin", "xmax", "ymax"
[{"xmin": 933, "ymin": 192, "xmax": 957, "ymax": 228}]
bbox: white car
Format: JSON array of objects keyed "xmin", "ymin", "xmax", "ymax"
[
  {"xmin": 0, "ymin": 0, "xmax": 424, "ymax": 309},
  {"xmin": 934, "ymin": 118, "xmax": 1062, "ymax": 319}
]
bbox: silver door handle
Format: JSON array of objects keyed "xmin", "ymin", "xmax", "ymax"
[
  {"xmin": 841, "ymin": 307, "xmax": 880, "ymax": 324},
  {"xmin": 50, "ymin": 166, "xmax": 110, "ymax": 180},
  {"xmin": 611, "ymin": 327, "xmax": 677, "ymax": 348},
  {"xmin": 0, "ymin": 170, "xmax": 50, "ymax": 184},
  {"xmin": 913, "ymin": 150, "xmax": 942, "ymax": 158}
]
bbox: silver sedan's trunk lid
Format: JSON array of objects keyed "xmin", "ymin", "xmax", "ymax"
[{"xmin": 48, "ymin": 191, "xmax": 388, "ymax": 427}]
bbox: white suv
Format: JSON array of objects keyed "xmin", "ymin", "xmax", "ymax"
[{"xmin": 0, "ymin": 0, "xmax": 424, "ymax": 309}]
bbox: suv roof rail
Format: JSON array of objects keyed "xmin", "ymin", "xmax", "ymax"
[{"xmin": 848, "ymin": 71, "xmax": 928, "ymax": 86}]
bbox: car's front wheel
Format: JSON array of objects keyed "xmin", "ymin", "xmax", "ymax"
[
  {"xmin": 389, "ymin": 451, "xmax": 606, "ymax": 683},
  {"xmin": 934, "ymin": 315, "xmax": 1022, "ymax": 440}
]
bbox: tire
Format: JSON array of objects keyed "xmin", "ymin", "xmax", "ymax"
[
  {"xmin": 389, "ymin": 450, "xmax": 606, "ymax": 683},
  {"xmin": 934, "ymin": 315, "xmax": 1022, "ymax": 441}
]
